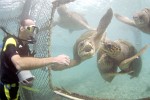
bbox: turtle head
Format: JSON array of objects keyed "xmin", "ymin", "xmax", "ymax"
[
  {"xmin": 77, "ymin": 39, "xmax": 95, "ymax": 61},
  {"xmin": 57, "ymin": 5, "xmax": 68, "ymax": 15},
  {"xmin": 101, "ymin": 40, "xmax": 121, "ymax": 57},
  {"xmin": 133, "ymin": 8, "xmax": 150, "ymax": 27}
]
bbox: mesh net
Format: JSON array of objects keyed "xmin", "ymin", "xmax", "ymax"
[{"xmin": 20, "ymin": 0, "xmax": 55, "ymax": 100}]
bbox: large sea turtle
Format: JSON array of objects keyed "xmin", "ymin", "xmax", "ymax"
[
  {"xmin": 97, "ymin": 34, "xmax": 149, "ymax": 82},
  {"xmin": 53, "ymin": 4, "xmax": 94, "ymax": 33},
  {"xmin": 114, "ymin": 8, "xmax": 150, "ymax": 34},
  {"xmin": 68, "ymin": 8, "xmax": 113, "ymax": 67}
]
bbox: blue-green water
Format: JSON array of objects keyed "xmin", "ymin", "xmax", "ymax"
[
  {"xmin": 50, "ymin": 0, "xmax": 150, "ymax": 99},
  {"xmin": 0, "ymin": 0, "xmax": 150, "ymax": 99}
]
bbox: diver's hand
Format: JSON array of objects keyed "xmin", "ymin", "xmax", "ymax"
[
  {"xmin": 52, "ymin": 54, "xmax": 70, "ymax": 66},
  {"xmin": 50, "ymin": 54, "xmax": 70, "ymax": 71}
]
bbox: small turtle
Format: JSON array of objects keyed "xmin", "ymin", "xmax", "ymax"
[
  {"xmin": 53, "ymin": 4, "xmax": 94, "ymax": 33},
  {"xmin": 69, "ymin": 8, "xmax": 113, "ymax": 67},
  {"xmin": 114, "ymin": 8, "xmax": 150, "ymax": 34},
  {"xmin": 97, "ymin": 34, "xmax": 149, "ymax": 82}
]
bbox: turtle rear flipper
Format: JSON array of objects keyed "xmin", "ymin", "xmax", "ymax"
[
  {"xmin": 119, "ymin": 45, "xmax": 149, "ymax": 78},
  {"xmin": 97, "ymin": 54, "xmax": 117, "ymax": 83}
]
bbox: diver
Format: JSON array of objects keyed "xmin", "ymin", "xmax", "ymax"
[{"xmin": 0, "ymin": 19, "xmax": 70, "ymax": 100}]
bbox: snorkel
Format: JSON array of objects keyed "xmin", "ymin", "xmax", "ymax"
[
  {"xmin": 19, "ymin": 19, "xmax": 39, "ymax": 44},
  {"xmin": 25, "ymin": 26, "xmax": 39, "ymax": 44},
  {"xmin": 19, "ymin": 25, "xmax": 39, "ymax": 44}
]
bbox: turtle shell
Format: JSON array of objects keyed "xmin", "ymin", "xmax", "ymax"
[{"xmin": 97, "ymin": 52, "xmax": 118, "ymax": 82}]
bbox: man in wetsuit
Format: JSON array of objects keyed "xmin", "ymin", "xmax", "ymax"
[{"xmin": 0, "ymin": 19, "xmax": 70, "ymax": 100}]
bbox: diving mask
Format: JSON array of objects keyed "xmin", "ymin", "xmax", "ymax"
[
  {"xmin": 23, "ymin": 25, "xmax": 39, "ymax": 44},
  {"xmin": 24, "ymin": 25, "xmax": 39, "ymax": 35}
]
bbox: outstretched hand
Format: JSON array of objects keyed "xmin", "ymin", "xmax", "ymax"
[
  {"xmin": 55, "ymin": 54, "xmax": 70, "ymax": 65},
  {"xmin": 50, "ymin": 54, "xmax": 71, "ymax": 71}
]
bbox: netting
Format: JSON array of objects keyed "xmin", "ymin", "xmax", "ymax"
[{"xmin": 20, "ymin": 0, "xmax": 55, "ymax": 100}]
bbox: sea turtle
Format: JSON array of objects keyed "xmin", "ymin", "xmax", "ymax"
[
  {"xmin": 97, "ymin": 34, "xmax": 149, "ymax": 82},
  {"xmin": 68, "ymin": 8, "xmax": 113, "ymax": 67},
  {"xmin": 53, "ymin": 4, "xmax": 94, "ymax": 33},
  {"xmin": 114, "ymin": 8, "xmax": 150, "ymax": 34}
]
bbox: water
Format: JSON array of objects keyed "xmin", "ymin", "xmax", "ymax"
[
  {"xmin": 0, "ymin": 0, "xmax": 150, "ymax": 99},
  {"xmin": 51, "ymin": 0, "xmax": 150, "ymax": 99}
]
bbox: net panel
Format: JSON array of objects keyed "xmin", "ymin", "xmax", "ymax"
[{"xmin": 20, "ymin": 0, "xmax": 55, "ymax": 100}]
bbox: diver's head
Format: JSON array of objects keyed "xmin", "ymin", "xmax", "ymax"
[{"xmin": 19, "ymin": 19, "xmax": 39, "ymax": 44}]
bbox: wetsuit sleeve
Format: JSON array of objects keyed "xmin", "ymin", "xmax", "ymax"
[{"xmin": 3, "ymin": 37, "xmax": 18, "ymax": 60}]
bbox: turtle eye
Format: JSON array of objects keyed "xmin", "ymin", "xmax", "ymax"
[
  {"xmin": 79, "ymin": 41, "xmax": 84, "ymax": 47},
  {"xmin": 106, "ymin": 43, "xmax": 112, "ymax": 49}
]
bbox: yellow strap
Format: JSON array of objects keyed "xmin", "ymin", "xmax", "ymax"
[
  {"xmin": 4, "ymin": 84, "xmax": 19, "ymax": 100},
  {"xmin": 4, "ymin": 85, "xmax": 10, "ymax": 100},
  {"xmin": 21, "ymin": 85, "xmax": 39, "ymax": 92},
  {"xmin": 11, "ymin": 83, "xmax": 16, "ymax": 87},
  {"xmin": 3, "ymin": 37, "xmax": 17, "ymax": 51}
]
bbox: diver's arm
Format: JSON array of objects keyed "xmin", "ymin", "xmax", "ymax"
[
  {"xmin": 11, "ymin": 54, "xmax": 70, "ymax": 70},
  {"xmin": 50, "ymin": 59, "xmax": 79, "ymax": 71}
]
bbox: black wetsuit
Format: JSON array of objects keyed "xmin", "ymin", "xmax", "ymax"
[{"xmin": 0, "ymin": 36, "xmax": 31, "ymax": 100}]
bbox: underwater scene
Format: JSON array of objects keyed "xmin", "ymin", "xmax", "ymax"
[
  {"xmin": 0, "ymin": 0, "xmax": 150, "ymax": 100},
  {"xmin": 50, "ymin": 0, "xmax": 150, "ymax": 100}
]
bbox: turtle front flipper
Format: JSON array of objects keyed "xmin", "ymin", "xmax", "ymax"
[
  {"xmin": 68, "ymin": 59, "xmax": 81, "ymax": 68},
  {"xmin": 95, "ymin": 8, "xmax": 113, "ymax": 41},
  {"xmin": 97, "ymin": 54, "xmax": 117, "ymax": 83},
  {"xmin": 114, "ymin": 13, "xmax": 136, "ymax": 27},
  {"xmin": 119, "ymin": 44, "xmax": 149, "ymax": 71},
  {"xmin": 51, "ymin": 59, "xmax": 80, "ymax": 70}
]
